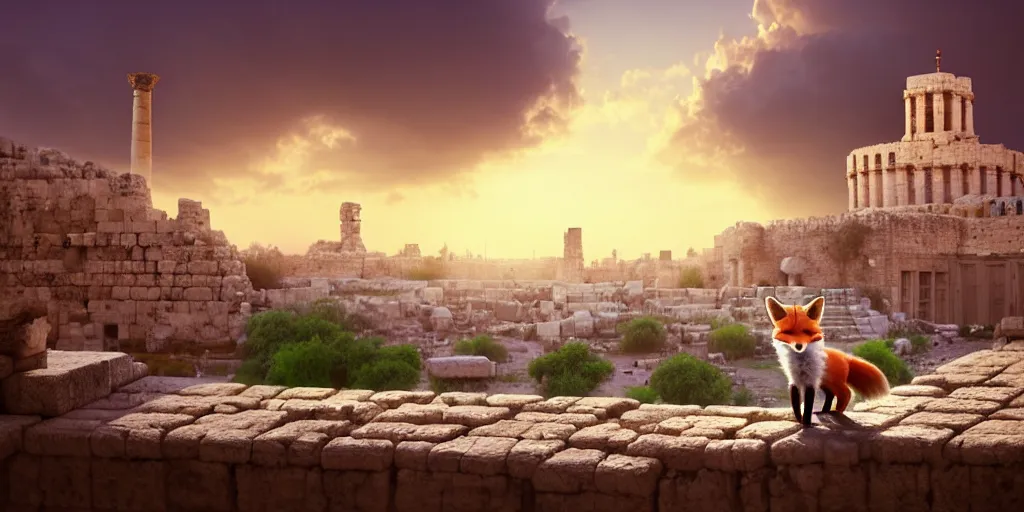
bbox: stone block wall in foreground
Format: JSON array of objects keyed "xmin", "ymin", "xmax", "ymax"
[{"xmin": 3, "ymin": 335, "xmax": 1024, "ymax": 510}]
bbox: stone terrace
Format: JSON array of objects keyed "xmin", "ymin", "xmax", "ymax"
[{"xmin": 4, "ymin": 332, "xmax": 1024, "ymax": 512}]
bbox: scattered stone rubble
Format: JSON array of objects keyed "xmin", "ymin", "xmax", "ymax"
[
  {"xmin": 0, "ymin": 138, "xmax": 255, "ymax": 353},
  {"xmin": 2, "ymin": 318, "xmax": 1023, "ymax": 510}
]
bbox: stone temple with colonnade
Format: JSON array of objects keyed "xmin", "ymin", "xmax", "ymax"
[{"xmin": 847, "ymin": 51, "xmax": 1024, "ymax": 211}]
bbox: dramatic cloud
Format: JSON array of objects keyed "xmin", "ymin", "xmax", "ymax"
[
  {"xmin": 661, "ymin": 0, "xmax": 1024, "ymax": 217},
  {"xmin": 0, "ymin": 0, "xmax": 582, "ymax": 197}
]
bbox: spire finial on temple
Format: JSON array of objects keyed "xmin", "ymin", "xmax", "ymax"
[{"xmin": 936, "ymin": 49, "xmax": 942, "ymax": 72}]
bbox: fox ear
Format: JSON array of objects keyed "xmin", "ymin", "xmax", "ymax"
[
  {"xmin": 764, "ymin": 296, "xmax": 788, "ymax": 324},
  {"xmin": 805, "ymin": 296, "xmax": 825, "ymax": 322}
]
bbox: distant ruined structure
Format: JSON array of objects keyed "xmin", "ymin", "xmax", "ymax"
[
  {"xmin": 710, "ymin": 57, "xmax": 1024, "ymax": 326},
  {"xmin": 339, "ymin": 202, "xmax": 367, "ymax": 253},
  {"xmin": 560, "ymin": 227, "xmax": 584, "ymax": 282},
  {"xmin": 127, "ymin": 72, "xmax": 159, "ymax": 188},
  {"xmin": 847, "ymin": 52, "xmax": 1023, "ymax": 210}
]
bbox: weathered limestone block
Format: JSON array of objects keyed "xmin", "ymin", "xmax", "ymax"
[
  {"xmin": 2, "ymin": 350, "xmax": 134, "ymax": 416},
  {"xmin": 430, "ymin": 307, "xmax": 453, "ymax": 332},
  {"xmin": 235, "ymin": 465, "xmax": 327, "ymax": 512},
  {"xmin": 251, "ymin": 419, "xmax": 353, "ymax": 467},
  {"xmin": 162, "ymin": 409, "xmax": 288, "ymax": 462},
  {"xmin": 426, "ymin": 356, "xmax": 496, "ymax": 379}
]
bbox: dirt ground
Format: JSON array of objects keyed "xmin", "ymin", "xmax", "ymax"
[{"xmin": 433, "ymin": 335, "xmax": 996, "ymax": 405}]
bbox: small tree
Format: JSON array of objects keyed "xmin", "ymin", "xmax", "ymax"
[
  {"xmin": 453, "ymin": 335, "xmax": 509, "ymax": 363},
  {"xmin": 852, "ymin": 340, "xmax": 913, "ymax": 386},
  {"xmin": 650, "ymin": 354, "xmax": 732, "ymax": 406},
  {"xmin": 528, "ymin": 342, "xmax": 614, "ymax": 397},
  {"xmin": 243, "ymin": 243, "xmax": 286, "ymax": 290},
  {"xmin": 679, "ymin": 266, "xmax": 704, "ymax": 288},
  {"xmin": 618, "ymin": 317, "xmax": 667, "ymax": 353},
  {"xmin": 708, "ymin": 324, "xmax": 757, "ymax": 360}
]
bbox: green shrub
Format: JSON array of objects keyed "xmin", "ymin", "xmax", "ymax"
[
  {"xmin": 377, "ymin": 344, "xmax": 423, "ymax": 371},
  {"xmin": 299, "ymin": 298, "xmax": 374, "ymax": 333},
  {"xmin": 408, "ymin": 257, "xmax": 446, "ymax": 280},
  {"xmin": 650, "ymin": 354, "xmax": 732, "ymax": 406},
  {"xmin": 243, "ymin": 243, "xmax": 286, "ymax": 290},
  {"xmin": 266, "ymin": 337, "xmax": 345, "ymax": 388},
  {"xmin": 232, "ymin": 358, "xmax": 266, "ymax": 385},
  {"xmin": 625, "ymin": 385, "xmax": 660, "ymax": 404},
  {"xmin": 852, "ymin": 340, "xmax": 913, "ymax": 386},
  {"xmin": 708, "ymin": 324, "xmax": 756, "ymax": 360},
  {"xmin": 351, "ymin": 358, "xmax": 421, "ymax": 391},
  {"xmin": 618, "ymin": 317, "xmax": 667, "ymax": 354},
  {"xmin": 732, "ymin": 386, "xmax": 756, "ymax": 406},
  {"xmin": 909, "ymin": 334, "xmax": 931, "ymax": 353},
  {"xmin": 528, "ymin": 342, "xmax": 614, "ymax": 397},
  {"xmin": 679, "ymin": 266, "xmax": 704, "ymax": 288},
  {"xmin": 453, "ymin": 335, "xmax": 509, "ymax": 363}
]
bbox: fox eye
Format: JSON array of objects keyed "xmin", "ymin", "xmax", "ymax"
[
  {"xmin": 802, "ymin": 329, "xmax": 816, "ymax": 336},
  {"xmin": 781, "ymin": 330, "xmax": 795, "ymax": 336}
]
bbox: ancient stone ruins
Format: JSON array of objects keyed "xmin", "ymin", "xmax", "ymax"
[
  {"xmin": 1, "ymin": 60, "xmax": 1024, "ymax": 510},
  {"xmin": 1, "ymin": 317, "xmax": 1023, "ymax": 511}
]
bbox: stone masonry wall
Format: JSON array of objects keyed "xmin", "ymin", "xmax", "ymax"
[
  {"xmin": 710, "ymin": 210, "xmax": 1024, "ymax": 297},
  {"xmin": 3, "ymin": 326, "xmax": 1024, "ymax": 511},
  {"xmin": 0, "ymin": 138, "xmax": 253, "ymax": 353}
]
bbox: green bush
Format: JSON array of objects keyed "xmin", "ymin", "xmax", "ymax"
[
  {"xmin": 243, "ymin": 243, "xmax": 286, "ymax": 291},
  {"xmin": 266, "ymin": 337, "xmax": 345, "ymax": 388},
  {"xmin": 377, "ymin": 344, "xmax": 423, "ymax": 371},
  {"xmin": 649, "ymin": 354, "xmax": 732, "ymax": 406},
  {"xmin": 625, "ymin": 385, "xmax": 660, "ymax": 404},
  {"xmin": 299, "ymin": 298, "xmax": 374, "ymax": 333},
  {"xmin": 708, "ymin": 324, "xmax": 756, "ymax": 360},
  {"xmin": 618, "ymin": 317, "xmax": 667, "ymax": 354},
  {"xmin": 528, "ymin": 342, "xmax": 614, "ymax": 397},
  {"xmin": 453, "ymin": 335, "xmax": 509, "ymax": 363},
  {"xmin": 732, "ymin": 386, "xmax": 756, "ymax": 406},
  {"xmin": 852, "ymin": 340, "xmax": 913, "ymax": 386},
  {"xmin": 408, "ymin": 257, "xmax": 446, "ymax": 280},
  {"xmin": 351, "ymin": 358, "xmax": 421, "ymax": 391},
  {"xmin": 679, "ymin": 266, "xmax": 704, "ymax": 288}
]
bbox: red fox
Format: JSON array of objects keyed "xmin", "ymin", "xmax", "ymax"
[{"xmin": 764, "ymin": 296, "xmax": 890, "ymax": 425}]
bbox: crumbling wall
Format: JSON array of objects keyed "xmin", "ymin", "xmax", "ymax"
[{"xmin": 0, "ymin": 138, "xmax": 253, "ymax": 353}]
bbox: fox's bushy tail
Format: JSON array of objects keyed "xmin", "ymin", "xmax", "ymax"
[{"xmin": 846, "ymin": 356, "xmax": 890, "ymax": 399}]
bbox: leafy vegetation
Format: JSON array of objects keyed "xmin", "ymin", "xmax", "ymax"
[
  {"xmin": 234, "ymin": 301, "xmax": 422, "ymax": 391},
  {"xmin": 243, "ymin": 243, "xmax": 287, "ymax": 291},
  {"xmin": 528, "ymin": 342, "xmax": 614, "ymax": 398},
  {"xmin": 625, "ymin": 385, "xmax": 660, "ymax": 404},
  {"xmin": 852, "ymin": 340, "xmax": 913, "ymax": 386},
  {"xmin": 708, "ymin": 324, "xmax": 757, "ymax": 360},
  {"xmin": 407, "ymin": 256, "xmax": 446, "ymax": 281},
  {"xmin": 731, "ymin": 385, "xmax": 756, "ymax": 406},
  {"xmin": 678, "ymin": 266, "xmax": 704, "ymax": 288},
  {"xmin": 453, "ymin": 335, "xmax": 509, "ymax": 363},
  {"xmin": 649, "ymin": 354, "xmax": 733, "ymax": 406},
  {"xmin": 618, "ymin": 316, "xmax": 667, "ymax": 354}
]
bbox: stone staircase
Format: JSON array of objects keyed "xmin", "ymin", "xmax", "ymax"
[{"xmin": 820, "ymin": 290, "xmax": 866, "ymax": 342}]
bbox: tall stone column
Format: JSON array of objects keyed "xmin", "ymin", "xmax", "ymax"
[
  {"xmin": 882, "ymin": 169, "xmax": 895, "ymax": 207},
  {"xmin": 951, "ymin": 95, "xmax": 963, "ymax": 133},
  {"xmin": 1000, "ymin": 170, "xmax": 1012, "ymax": 197},
  {"xmin": 965, "ymin": 98, "xmax": 975, "ymax": 135},
  {"xmin": 932, "ymin": 92, "xmax": 945, "ymax": 132},
  {"xmin": 915, "ymin": 93, "xmax": 928, "ymax": 133},
  {"xmin": 858, "ymin": 171, "xmax": 870, "ymax": 208},
  {"xmin": 128, "ymin": 73, "xmax": 160, "ymax": 188},
  {"xmin": 914, "ymin": 171, "xmax": 928, "ymax": 205},
  {"xmin": 973, "ymin": 167, "xmax": 984, "ymax": 195},
  {"xmin": 903, "ymin": 94, "xmax": 913, "ymax": 141},
  {"xmin": 873, "ymin": 169, "xmax": 883, "ymax": 207},
  {"xmin": 895, "ymin": 167, "xmax": 909, "ymax": 206},
  {"xmin": 848, "ymin": 176, "xmax": 857, "ymax": 210},
  {"xmin": 950, "ymin": 166, "xmax": 964, "ymax": 200},
  {"xmin": 931, "ymin": 168, "xmax": 945, "ymax": 203},
  {"xmin": 987, "ymin": 170, "xmax": 999, "ymax": 196}
]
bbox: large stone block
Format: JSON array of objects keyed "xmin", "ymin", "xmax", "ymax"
[
  {"xmin": 1, "ymin": 350, "xmax": 133, "ymax": 416},
  {"xmin": 426, "ymin": 356, "xmax": 496, "ymax": 379}
]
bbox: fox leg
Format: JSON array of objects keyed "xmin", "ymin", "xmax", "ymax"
[
  {"xmin": 789, "ymin": 385, "xmax": 802, "ymax": 422},
  {"xmin": 833, "ymin": 386, "xmax": 853, "ymax": 413},
  {"xmin": 802, "ymin": 386, "xmax": 815, "ymax": 425},
  {"xmin": 821, "ymin": 387, "xmax": 835, "ymax": 413}
]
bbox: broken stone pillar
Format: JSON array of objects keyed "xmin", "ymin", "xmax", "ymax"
[
  {"xmin": 339, "ymin": 202, "xmax": 367, "ymax": 252},
  {"xmin": 965, "ymin": 97, "xmax": 975, "ymax": 135},
  {"xmin": 426, "ymin": 356, "xmax": 496, "ymax": 379},
  {"xmin": 562, "ymin": 227, "xmax": 584, "ymax": 282},
  {"xmin": 127, "ymin": 72, "xmax": 160, "ymax": 188}
]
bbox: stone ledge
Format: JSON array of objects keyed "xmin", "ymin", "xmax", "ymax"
[
  {"xmin": 2, "ymin": 346, "xmax": 1024, "ymax": 510},
  {"xmin": 1, "ymin": 350, "xmax": 146, "ymax": 416}
]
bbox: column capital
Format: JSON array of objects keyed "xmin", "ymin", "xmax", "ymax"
[{"xmin": 128, "ymin": 72, "xmax": 161, "ymax": 92}]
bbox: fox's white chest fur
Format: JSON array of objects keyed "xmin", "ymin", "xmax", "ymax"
[{"xmin": 773, "ymin": 340, "xmax": 828, "ymax": 389}]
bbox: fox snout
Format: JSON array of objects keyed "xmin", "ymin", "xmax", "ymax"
[{"xmin": 790, "ymin": 343, "xmax": 806, "ymax": 353}]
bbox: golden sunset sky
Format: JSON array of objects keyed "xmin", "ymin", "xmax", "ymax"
[{"xmin": 4, "ymin": 0, "xmax": 1021, "ymax": 259}]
